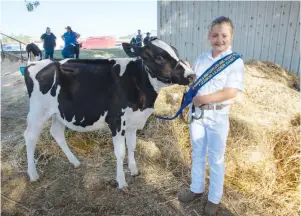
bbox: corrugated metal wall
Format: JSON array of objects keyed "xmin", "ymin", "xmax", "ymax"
[{"xmin": 157, "ymin": 1, "xmax": 300, "ymax": 75}]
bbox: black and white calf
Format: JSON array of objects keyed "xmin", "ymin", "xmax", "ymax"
[
  {"xmin": 67, "ymin": 42, "xmax": 82, "ymax": 59},
  {"xmin": 26, "ymin": 43, "xmax": 43, "ymax": 61},
  {"xmin": 23, "ymin": 38, "xmax": 195, "ymax": 189}
]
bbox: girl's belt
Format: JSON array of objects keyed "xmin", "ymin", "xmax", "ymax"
[{"xmin": 199, "ymin": 104, "xmax": 229, "ymax": 110}]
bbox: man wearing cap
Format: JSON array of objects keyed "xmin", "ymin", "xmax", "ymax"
[
  {"xmin": 61, "ymin": 26, "xmax": 80, "ymax": 58},
  {"xmin": 143, "ymin": 32, "xmax": 151, "ymax": 45}
]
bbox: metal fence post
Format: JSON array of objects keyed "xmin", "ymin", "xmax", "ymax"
[{"xmin": 19, "ymin": 42, "xmax": 23, "ymax": 62}]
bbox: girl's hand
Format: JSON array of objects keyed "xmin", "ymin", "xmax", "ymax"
[{"xmin": 193, "ymin": 95, "xmax": 205, "ymax": 107}]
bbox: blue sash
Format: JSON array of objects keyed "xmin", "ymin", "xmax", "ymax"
[{"xmin": 155, "ymin": 52, "xmax": 241, "ymax": 120}]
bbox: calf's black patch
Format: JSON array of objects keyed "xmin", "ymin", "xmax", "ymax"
[
  {"xmin": 121, "ymin": 130, "xmax": 125, "ymax": 136},
  {"xmin": 24, "ymin": 66, "xmax": 34, "ymax": 98},
  {"xmin": 35, "ymin": 62, "xmax": 59, "ymax": 95}
]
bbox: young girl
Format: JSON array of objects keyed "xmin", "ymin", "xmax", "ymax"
[{"xmin": 177, "ymin": 16, "xmax": 244, "ymax": 215}]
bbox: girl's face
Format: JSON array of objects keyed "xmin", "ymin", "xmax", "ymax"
[{"xmin": 208, "ymin": 23, "xmax": 233, "ymax": 54}]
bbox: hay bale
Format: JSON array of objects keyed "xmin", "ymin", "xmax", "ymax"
[
  {"xmin": 290, "ymin": 113, "xmax": 300, "ymax": 126},
  {"xmin": 152, "ymin": 61, "xmax": 300, "ymax": 215}
]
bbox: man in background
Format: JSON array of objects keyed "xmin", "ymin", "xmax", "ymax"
[
  {"xmin": 143, "ymin": 32, "xmax": 151, "ymax": 45},
  {"xmin": 135, "ymin": 29, "xmax": 143, "ymax": 47},
  {"xmin": 61, "ymin": 26, "xmax": 80, "ymax": 58},
  {"xmin": 40, "ymin": 27, "xmax": 56, "ymax": 59}
]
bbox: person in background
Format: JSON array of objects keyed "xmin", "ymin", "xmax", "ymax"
[
  {"xmin": 143, "ymin": 32, "xmax": 151, "ymax": 45},
  {"xmin": 40, "ymin": 27, "xmax": 56, "ymax": 59},
  {"xmin": 135, "ymin": 29, "xmax": 143, "ymax": 47},
  {"xmin": 61, "ymin": 26, "xmax": 80, "ymax": 58}
]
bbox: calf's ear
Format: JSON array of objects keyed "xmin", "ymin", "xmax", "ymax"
[{"xmin": 122, "ymin": 43, "xmax": 141, "ymax": 58}]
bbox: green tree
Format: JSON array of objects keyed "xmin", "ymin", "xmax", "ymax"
[{"xmin": 24, "ymin": 0, "xmax": 40, "ymax": 12}]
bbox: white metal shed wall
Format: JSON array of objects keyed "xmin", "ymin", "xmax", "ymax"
[{"xmin": 157, "ymin": 1, "xmax": 300, "ymax": 75}]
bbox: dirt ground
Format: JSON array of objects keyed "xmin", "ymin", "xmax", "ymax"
[
  {"xmin": 1, "ymin": 59, "xmax": 239, "ymax": 216},
  {"xmin": 1, "ymin": 59, "xmax": 28, "ymax": 146}
]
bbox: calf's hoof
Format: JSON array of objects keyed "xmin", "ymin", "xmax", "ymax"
[
  {"xmin": 73, "ymin": 161, "xmax": 80, "ymax": 168},
  {"xmin": 120, "ymin": 186, "xmax": 130, "ymax": 194},
  {"xmin": 131, "ymin": 171, "xmax": 140, "ymax": 177},
  {"xmin": 28, "ymin": 171, "xmax": 39, "ymax": 182}
]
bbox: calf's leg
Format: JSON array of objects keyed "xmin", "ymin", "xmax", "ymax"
[
  {"xmin": 50, "ymin": 115, "xmax": 80, "ymax": 167},
  {"xmin": 125, "ymin": 129, "xmax": 139, "ymax": 176},
  {"xmin": 24, "ymin": 106, "xmax": 49, "ymax": 181},
  {"xmin": 112, "ymin": 131, "xmax": 127, "ymax": 189}
]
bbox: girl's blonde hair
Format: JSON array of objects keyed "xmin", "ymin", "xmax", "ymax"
[{"xmin": 210, "ymin": 16, "xmax": 234, "ymax": 34}]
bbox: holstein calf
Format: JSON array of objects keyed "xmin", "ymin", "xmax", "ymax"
[
  {"xmin": 23, "ymin": 38, "xmax": 195, "ymax": 190},
  {"xmin": 26, "ymin": 43, "xmax": 42, "ymax": 61},
  {"xmin": 67, "ymin": 42, "xmax": 82, "ymax": 59}
]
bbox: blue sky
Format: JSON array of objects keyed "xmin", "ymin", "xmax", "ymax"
[{"xmin": 1, "ymin": 0, "xmax": 157, "ymax": 38}]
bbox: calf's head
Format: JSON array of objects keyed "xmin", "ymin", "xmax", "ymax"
[{"xmin": 122, "ymin": 38, "xmax": 195, "ymax": 85}]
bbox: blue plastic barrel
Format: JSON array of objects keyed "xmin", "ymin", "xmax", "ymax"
[{"xmin": 20, "ymin": 66, "xmax": 26, "ymax": 76}]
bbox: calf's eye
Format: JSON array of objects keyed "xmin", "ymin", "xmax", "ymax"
[{"xmin": 155, "ymin": 56, "xmax": 164, "ymax": 61}]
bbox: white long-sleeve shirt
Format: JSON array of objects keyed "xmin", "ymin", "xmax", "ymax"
[{"xmin": 192, "ymin": 48, "xmax": 244, "ymax": 117}]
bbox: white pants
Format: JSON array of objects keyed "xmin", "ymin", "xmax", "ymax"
[{"xmin": 189, "ymin": 110, "xmax": 229, "ymax": 204}]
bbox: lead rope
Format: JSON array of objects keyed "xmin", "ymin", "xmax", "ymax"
[{"xmin": 179, "ymin": 88, "xmax": 203, "ymax": 124}]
